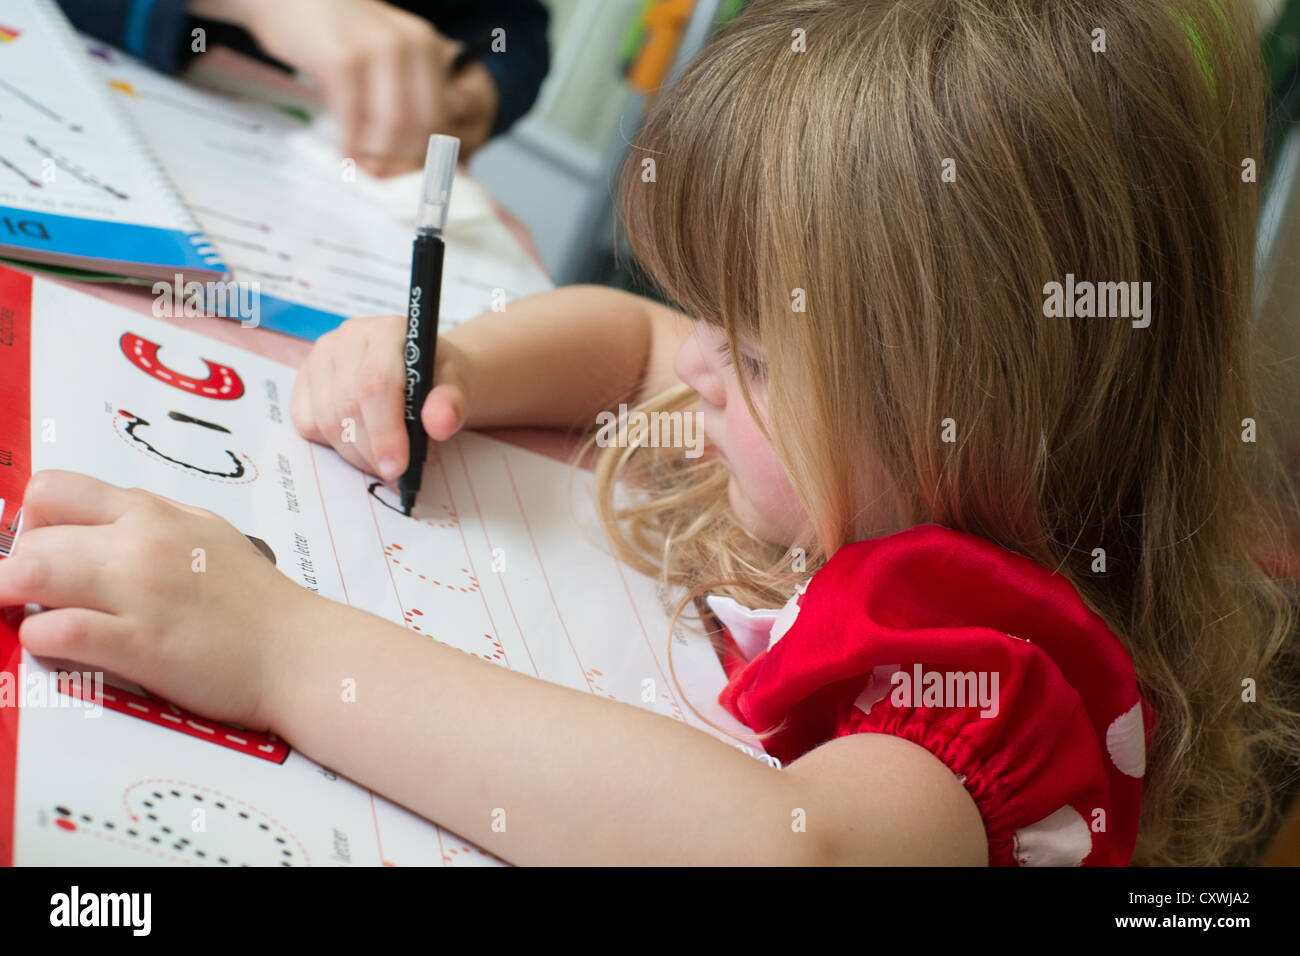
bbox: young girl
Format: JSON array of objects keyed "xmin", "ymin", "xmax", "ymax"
[{"xmin": 4, "ymin": 0, "xmax": 1298, "ymax": 866}]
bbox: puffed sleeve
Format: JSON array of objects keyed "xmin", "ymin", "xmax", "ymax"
[{"xmin": 716, "ymin": 524, "xmax": 1153, "ymax": 866}]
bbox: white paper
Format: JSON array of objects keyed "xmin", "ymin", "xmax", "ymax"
[
  {"xmin": 11, "ymin": 275, "xmax": 754, "ymax": 867},
  {"xmin": 87, "ymin": 44, "xmax": 551, "ymax": 326}
]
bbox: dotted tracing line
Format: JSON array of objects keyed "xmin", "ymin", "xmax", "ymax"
[
  {"xmin": 382, "ymin": 546, "xmax": 509, "ymax": 664},
  {"xmin": 55, "ymin": 805, "xmax": 229, "ymax": 865},
  {"xmin": 53, "ymin": 782, "xmax": 306, "ymax": 867},
  {"xmin": 420, "ymin": 502, "xmax": 459, "ymax": 529},
  {"xmin": 124, "ymin": 779, "xmax": 310, "ymax": 866},
  {"xmin": 585, "ymin": 669, "xmax": 619, "ymax": 703},
  {"xmin": 660, "ymin": 688, "xmax": 685, "ymax": 722},
  {"xmin": 449, "ymin": 440, "xmax": 533, "ymax": 677},
  {"xmin": 111, "ymin": 410, "xmax": 259, "ymax": 485},
  {"xmin": 383, "ymin": 543, "xmax": 481, "ymax": 593},
  {"xmin": 54, "ymin": 812, "xmax": 205, "ymax": 867},
  {"xmin": 443, "ymin": 841, "xmax": 503, "ymax": 865}
]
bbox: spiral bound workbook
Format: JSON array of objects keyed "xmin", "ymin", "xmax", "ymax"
[{"xmin": 0, "ymin": 0, "xmax": 227, "ymax": 281}]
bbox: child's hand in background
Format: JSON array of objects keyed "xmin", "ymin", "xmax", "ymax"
[
  {"xmin": 0, "ymin": 471, "xmax": 313, "ymax": 731},
  {"xmin": 290, "ymin": 314, "xmax": 476, "ymax": 485},
  {"xmin": 190, "ymin": 0, "xmax": 476, "ymax": 173}
]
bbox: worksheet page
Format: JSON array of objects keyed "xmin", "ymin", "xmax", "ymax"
[
  {"xmin": 86, "ymin": 42, "xmax": 550, "ymax": 338},
  {"xmin": 1, "ymin": 269, "xmax": 753, "ymax": 866}
]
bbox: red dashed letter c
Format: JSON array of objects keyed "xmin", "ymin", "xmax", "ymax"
[{"xmin": 120, "ymin": 332, "xmax": 244, "ymax": 400}]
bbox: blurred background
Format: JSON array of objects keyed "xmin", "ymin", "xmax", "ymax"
[{"xmin": 469, "ymin": 0, "xmax": 745, "ymax": 290}]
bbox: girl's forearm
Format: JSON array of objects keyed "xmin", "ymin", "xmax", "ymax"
[
  {"xmin": 267, "ymin": 596, "xmax": 815, "ymax": 866},
  {"xmin": 444, "ymin": 285, "xmax": 684, "ymax": 432}
]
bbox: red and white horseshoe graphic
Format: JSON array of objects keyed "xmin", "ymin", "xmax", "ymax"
[{"xmin": 119, "ymin": 332, "xmax": 244, "ymax": 400}]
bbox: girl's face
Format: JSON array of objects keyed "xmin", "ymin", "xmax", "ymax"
[{"xmin": 674, "ymin": 323, "xmax": 809, "ymax": 545}]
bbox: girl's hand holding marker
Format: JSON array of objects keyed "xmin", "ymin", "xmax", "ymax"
[
  {"xmin": 292, "ymin": 135, "xmax": 466, "ymax": 497},
  {"xmin": 289, "ymin": 313, "xmax": 475, "ymax": 488}
]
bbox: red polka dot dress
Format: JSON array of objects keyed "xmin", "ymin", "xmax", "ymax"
[{"xmin": 707, "ymin": 524, "xmax": 1153, "ymax": 866}]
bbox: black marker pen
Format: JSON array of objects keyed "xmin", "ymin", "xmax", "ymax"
[{"xmin": 399, "ymin": 134, "xmax": 460, "ymax": 516}]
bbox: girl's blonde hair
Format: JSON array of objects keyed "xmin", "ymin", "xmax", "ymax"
[{"xmin": 590, "ymin": 0, "xmax": 1300, "ymax": 866}]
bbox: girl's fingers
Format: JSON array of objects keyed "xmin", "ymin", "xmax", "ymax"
[
  {"xmin": 12, "ymin": 523, "xmax": 112, "ymax": 566},
  {"xmin": 330, "ymin": 365, "xmax": 383, "ymax": 476},
  {"xmin": 0, "ymin": 550, "xmax": 115, "ymax": 612},
  {"xmin": 20, "ymin": 470, "xmax": 133, "ymax": 532},
  {"xmin": 311, "ymin": 359, "xmax": 369, "ymax": 475},
  {"xmin": 309, "ymin": 348, "xmax": 344, "ymax": 448},
  {"xmin": 363, "ymin": 398, "xmax": 408, "ymax": 480},
  {"xmin": 290, "ymin": 361, "xmax": 325, "ymax": 443},
  {"xmin": 357, "ymin": 336, "xmax": 408, "ymax": 480},
  {"xmin": 18, "ymin": 607, "xmax": 128, "ymax": 670},
  {"xmin": 422, "ymin": 382, "xmax": 467, "ymax": 442},
  {"xmin": 306, "ymin": 333, "xmax": 382, "ymax": 476}
]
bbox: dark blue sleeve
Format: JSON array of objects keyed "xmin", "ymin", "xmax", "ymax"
[
  {"xmin": 56, "ymin": 0, "xmax": 196, "ymax": 74},
  {"xmin": 56, "ymin": 0, "xmax": 552, "ymax": 136},
  {"xmin": 399, "ymin": 0, "xmax": 551, "ymax": 137}
]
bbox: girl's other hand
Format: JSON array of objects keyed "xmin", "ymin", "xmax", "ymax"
[
  {"xmin": 290, "ymin": 314, "xmax": 476, "ymax": 486},
  {"xmin": 0, "ymin": 471, "xmax": 314, "ymax": 731}
]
